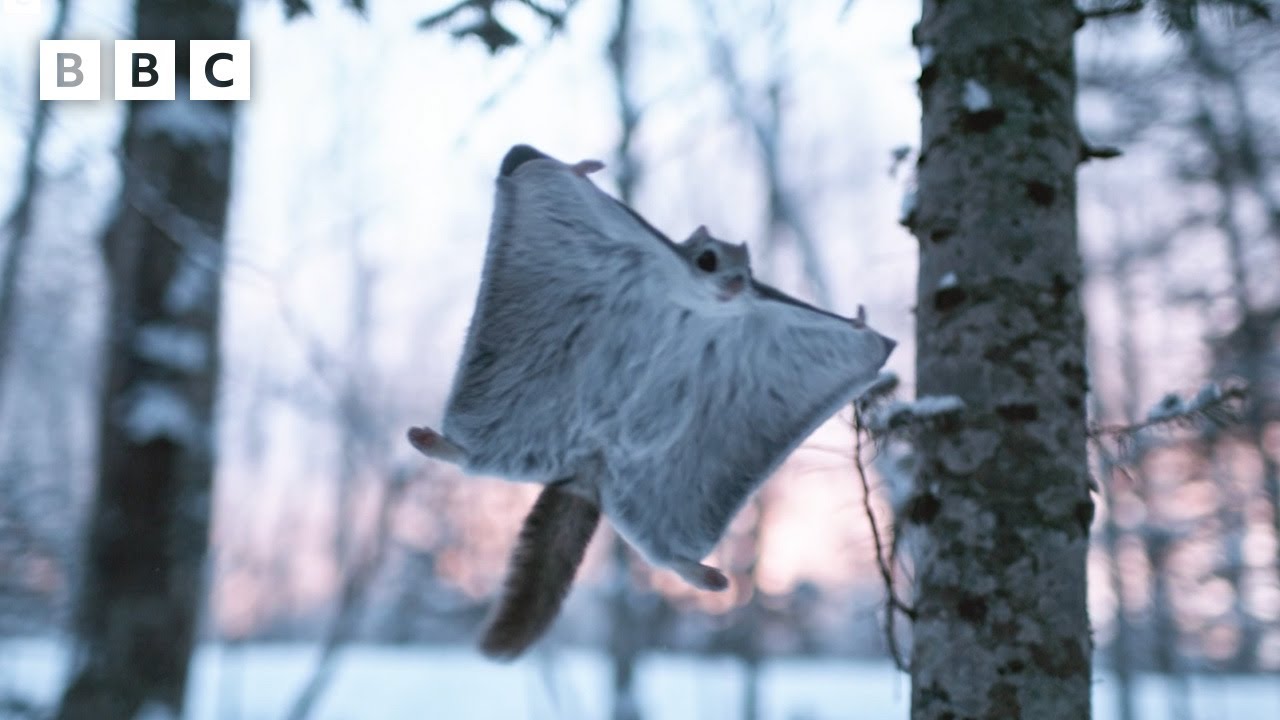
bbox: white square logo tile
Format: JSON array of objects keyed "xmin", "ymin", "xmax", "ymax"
[
  {"xmin": 115, "ymin": 40, "xmax": 176, "ymax": 101},
  {"xmin": 39, "ymin": 40, "xmax": 101, "ymax": 101},
  {"xmin": 189, "ymin": 40, "xmax": 250, "ymax": 101},
  {"xmin": 4, "ymin": 0, "xmax": 42, "ymax": 16}
]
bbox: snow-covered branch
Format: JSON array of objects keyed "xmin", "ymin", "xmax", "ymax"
[
  {"xmin": 1087, "ymin": 382, "xmax": 1245, "ymax": 440},
  {"xmin": 867, "ymin": 395, "xmax": 966, "ymax": 434}
]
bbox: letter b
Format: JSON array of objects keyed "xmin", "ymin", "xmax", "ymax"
[
  {"xmin": 116, "ymin": 41, "xmax": 175, "ymax": 100},
  {"xmin": 57, "ymin": 53, "xmax": 82, "ymax": 87},
  {"xmin": 134, "ymin": 54, "xmax": 158, "ymax": 87},
  {"xmin": 40, "ymin": 40, "xmax": 100, "ymax": 100}
]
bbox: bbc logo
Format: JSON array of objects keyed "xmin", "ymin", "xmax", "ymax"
[
  {"xmin": 3, "ymin": 0, "xmax": 42, "ymax": 15},
  {"xmin": 38, "ymin": 40, "xmax": 251, "ymax": 101}
]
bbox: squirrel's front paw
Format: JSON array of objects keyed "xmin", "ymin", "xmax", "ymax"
[{"xmin": 407, "ymin": 426, "xmax": 467, "ymax": 464}]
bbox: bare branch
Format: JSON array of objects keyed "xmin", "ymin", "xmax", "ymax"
[
  {"xmin": 1182, "ymin": 24, "xmax": 1280, "ymax": 252},
  {"xmin": 518, "ymin": 0, "xmax": 566, "ymax": 28},
  {"xmin": 280, "ymin": 0, "xmax": 366, "ymax": 19},
  {"xmin": 282, "ymin": 0, "xmax": 311, "ymax": 18},
  {"xmin": 281, "ymin": 466, "xmax": 414, "ymax": 720},
  {"xmin": 416, "ymin": 0, "xmax": 474, "ymax": 29},
  {"xmin": 417, "ymin": 0, "xmax": 574, "ymax": 54},
  {"xmin": 853, "ymin": 409, "xmax": 914, "ymax": 672},
  {"xmin": 1080, "ymin": 1, "xmax": 1148, "ymax": 20},
  {"xmin": 1080, "ymin": 142, "xmax": 1124, "ymax": 162},
  {"xmin": 695, "ymin": 0, "xmax": 834, "ymax": 307}
]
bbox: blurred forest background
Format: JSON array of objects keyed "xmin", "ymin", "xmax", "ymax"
[{"xmin": 0, "ymin": 0, "xmax": 1278, "ymax": 718}]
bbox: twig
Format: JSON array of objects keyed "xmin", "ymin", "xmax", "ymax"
[
  {"xmin": 853, "ymin": 409, "xmax": 914, "ymax": 672},
  {"xmin": 417, "ymin": 0, "xmax": 477, "ymax": 30},
  {"xmin": 114, "ymin": 159, "xmax": 374, "ymax": 415},
  {"xmin": 1080, "ymin": 1, "xmax": 1147, "ymax": 20},
  {"xmin": 519, "ymin": 0, "xmax": 567, "ymax": 27},
  {"xmin": 1183, "ymin": 24, "xmax": 1280, "ymax": 257},
  {"xmin": 281, "ymin": 466, "xmax": 412, "ymax": 720},
  {"xmin": 1080, "ymin": 142, "xmax": 1124, "ymax": 162},
  {"xmin": 694, "ymin": 0, "xmax": 833, "ymax": 307},
  {"xmin": 449, "ymin": 22, "xmax": 560, "ymax": 150},
  {"xmin": 417, "ymin": 0, "xmax": 574, "ymax": 53}
]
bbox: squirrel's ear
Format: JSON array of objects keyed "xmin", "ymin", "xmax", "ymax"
[{"xmin": 691, "ymin": 225, "xmax": 711, "ymax": 240}]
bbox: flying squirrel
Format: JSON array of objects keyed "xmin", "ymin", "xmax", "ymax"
[{"xmin": 408, "ymin": 145, "xmax": 894, "ymax": 660}]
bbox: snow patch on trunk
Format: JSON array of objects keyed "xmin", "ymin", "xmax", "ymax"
[
  {"xmin": 135, "ymin": 323, "xmax": 208, "ymax": 373},
  {"xmin": 122, "ymin": 383, "xmax": 201, "ymax": 445},
  {"xmin": 164, "ymin": 259, "xmax": 214, "ymax": 315},
  {"xmin": 135, "ymin": 92, "xmax": 232, "ymax": 147},
  {"xmin": 963, "ymin": 79, "xmax": 992, "ymax": 112}
]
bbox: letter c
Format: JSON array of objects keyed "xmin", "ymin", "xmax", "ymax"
[{"xmin": 205, "ymin": 52, "xmax": 234, "ymax": 88}]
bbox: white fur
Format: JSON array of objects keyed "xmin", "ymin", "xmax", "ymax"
[{"xmin": 439, "ymin": 146, "xmax": 895, "ymax": 574}]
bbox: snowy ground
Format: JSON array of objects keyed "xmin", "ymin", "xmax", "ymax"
[{"xmin": 2, "ymin": 639, "xmax": 1278, "ymax": 720}]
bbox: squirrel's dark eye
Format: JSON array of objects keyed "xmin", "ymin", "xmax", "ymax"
[{"xmin": 696, "ymin": 250, "xmax": 718, "ymax": 273}]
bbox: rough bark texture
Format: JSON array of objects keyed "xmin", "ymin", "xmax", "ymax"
[
  {"xmin": 908, "ymin": 2, "xmax": 1093, "ymax": 718},
  {"xmin": 56, "ymin": 1, "xmax": 239, "ymax": 718}
]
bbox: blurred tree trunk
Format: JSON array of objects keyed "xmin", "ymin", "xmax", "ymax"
[
  {"xmin": 606, "ymin": 541, "xmax": 641, "ymax": 720},
  {"xmin": 56, "ymin": 1, "xmax": 240, "ymax": 718},
  {"xmin": 1190, "ymin": 70, "xmax": 1280, "ymax": 605},
  {"xmin": 907, "ymin": 2, "xmax": 1092, "ymax": 717},
  {"xmin": 0, "ymin": 0, "xmax": 72, "ymax": 413},
  {"xmin": 607, "ymin": 1, "xmax": 643, "ymax": 718},
  {"xmin": 734, "ymin": 502, "xmax": 764, "ymax": 720},
  {"xmin": 1139, "ymin": 252, "xmax": 1190, "ymax": 719},
  {"xmin": 1109, "ymin": 246, "xmax": 1190, "ymax": 710}
]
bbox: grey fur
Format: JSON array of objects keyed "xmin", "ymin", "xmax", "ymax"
[{"xmin": 424, "ymin": 144, "xmax": 895, "ymax": 586}]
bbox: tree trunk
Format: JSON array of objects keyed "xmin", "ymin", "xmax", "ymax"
[
  {"xmin": 56, "ymin": 1, "xmax": 240, "ymax": 717},
  {"xmin": 908, "ymin": 2, "xmax": 1092, "ymax": 717},
  {"xmin": 0, "ymin": 0, "xmax": 72, "ymax": 412}
]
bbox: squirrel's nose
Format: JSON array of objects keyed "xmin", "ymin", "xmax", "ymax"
[{"xmin": 719, "ymin": 274, "xmax": 746, "ymax": 300}]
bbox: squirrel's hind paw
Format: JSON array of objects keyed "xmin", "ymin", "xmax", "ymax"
[{"xmin": 673, "ymin": 560, "xmax": 730, "ymax": 592}]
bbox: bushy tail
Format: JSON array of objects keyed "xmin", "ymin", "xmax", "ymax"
[{"xmin": 479, "ymin": 484, "xmax": 600, "ymax": 660}]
